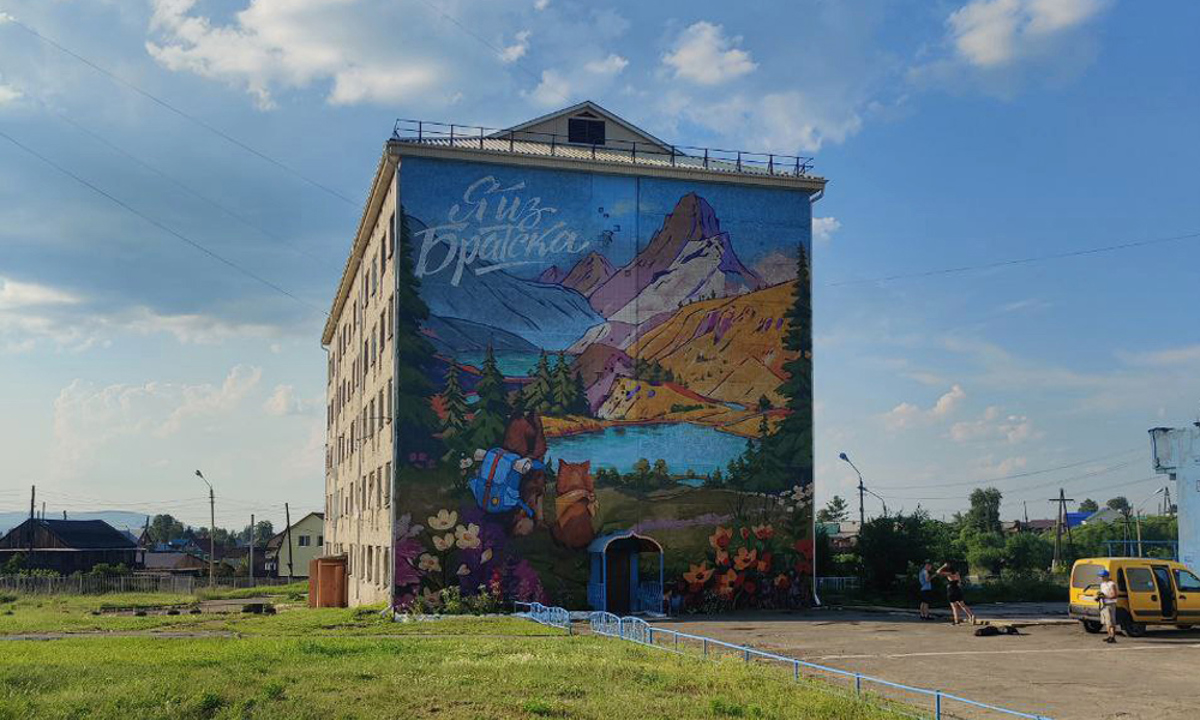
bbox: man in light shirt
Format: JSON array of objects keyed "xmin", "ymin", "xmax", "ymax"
[
  {"xmin": 918, "ymin": 561, "xmax": 934, "ymax": 620},
  {"xmin": 1097, "ymin": 568, "xmax": 1119, "ymax": 644}
]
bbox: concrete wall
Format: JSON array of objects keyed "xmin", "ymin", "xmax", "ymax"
[{"xmin": 1151, "ymin": 426, "xmax": 1200, "ymax": 566}]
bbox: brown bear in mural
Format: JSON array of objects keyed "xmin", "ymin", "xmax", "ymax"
[
  {"xmin": 501, "ymin": 410, "xmax": 548, "ymax": 537},
  {"xmin": 552, "ymin": 459, "xmax": 597, "ymax": 550}
]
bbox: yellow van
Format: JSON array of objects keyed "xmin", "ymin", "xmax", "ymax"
[{"xmin": 1069, "ymin": 557, "xmax": 1200, "ymax": 636}]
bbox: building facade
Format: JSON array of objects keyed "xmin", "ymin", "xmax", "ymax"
[
  {"xmin": 324, "ymin": 102, "xmax": 825, "ymax": 609},
  {"xmin": 265, "ymin": 512, "xmax": 325, "ymax": 579},
  {"xmin": 0, "ymin": 519, "xmax": 138, "ymax": 574},
  {"xmin": 1151, "ymin": 425, "xmax": 1200, "ymax": 566}
]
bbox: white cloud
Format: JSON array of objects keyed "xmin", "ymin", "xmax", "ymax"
[
  {"xmin": 527, "ymin": 69, "xmax": 570, "ymax": 107},
  {"xmin": 1120, "ymin": 344, "xmax": 1200, "ymax": 367},
  {"xmin": 662, "ymin": 21, "xmax": 757, "ymax": 85},
  {"xmin": 0, "ymin": 277, "xmax": 79, "ymax": 310},
  {"xmin": 585, "ymin": 54, "xmax": 629, "ymax": 76},
  {"xmin": 145, "ymin": 0, "xmax": 443, "ymax": 109},
  {"xmin": 757, "ymin": 91, "xmax": 863, "ymax": 152},
  {"xmin": 813, "ymin": 217, "xmax": 841, "ymax": 245},
  {"xmin": 948, "ymin": 0, "xmax": 1108, "ymax": 68},
  {"xmin": 883, "ymin": 384, "xmax": 966, "ymax": 430},
  {"xmin": 949, "ymin": 405, "xmax": 1036, "ymax": 444},
  {"xmin": 263, "ymin": 383, "xmax": 316, "ymax": 416},
  {"xmin": 52, "ymin": 365, "xmax": 262, "ymax": 478},
  {"xmin": 500, "ymin": 30, "xmax": 531, "ymax": 64},
  {"xmin": 0, "ymin": 83, "xmax": 21, "ymax": 105},
  {"xmin": 534, "ymin": 0, "xmax": 550, "ymax": 10}
]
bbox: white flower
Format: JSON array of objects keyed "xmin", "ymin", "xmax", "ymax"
[
  {"xmin": 481, "ymin": 548, "xmax": 493, "ymax": 563},
  {"xmin": 432, "ymin": 532, "xmax": 455, "ymax": 552},
  {"xmin": 456, "ymin": 563, "xmax": 470, "ymax": 576},
  {"xmin": 418, "ymin": 554, "xmax": 441, "ymax": 572},
  {"xmin": 455, "ymin": 523, "xmax": 481, "ymax": 550},
  {"xmin": 428, "ymin": 509, "xmax": 458, "ymax": 531}
]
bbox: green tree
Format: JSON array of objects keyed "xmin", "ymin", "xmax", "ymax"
[
  {"xmin": 521, "ymin": 352, "xmax": 553, "ymax": 413},
  {"xmin": 1078, "ymin": 498, "xmax": 1099, "ymax": 514},
  {"xmin": 652, "ymin": 459, "xmax": 670, "ymax": 486},
  {"xmin": 550, "ymin": 352, "xmax": 576, "ymax": 415},
  {"xmin": 1003, "ymin": 532, "xmax": 1053, "ymax": 572},
  {"xmin": 238, "ymin": 520, "xmax": 274, "ymax": 545},
  {"xmin": 1106, "ymin": 496, "xmax": 1132, "ymax": 517},
  {"xmin": 468, "ymin": 345, "xmax": 510, "ymax": 450},
  {"xmin": 570, "ymin": 370, "xmax": 590, "ymax": 416},
  {"xmin": 817, "ymin": 495, "xmax": 850, "ymax": 523},
  {"xmin": 964, "ymin": 487, "xmax": 1003, "ymax": 535},
  {"xmin": 439, "ymin": 362, "xmax": 470, "ymax": 441},
  {"xmin": 856, "ymin": 511, "xmax": 952, "ymax": 592},
  {"xmin": 757, "ymin": 244, "xmax": 813, "ymax": 494},
  {"xmin": 394, "ymin": 210, "xmax": 442, "ymax": 463},
  {"xmin": 964, "ymin": 531, "xmax": 1005, "ymax": 575},
  {"xmin": 147, "ymin": 514, "xmax": 186, "ymax": 544}
]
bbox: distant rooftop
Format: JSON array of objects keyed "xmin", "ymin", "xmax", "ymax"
[{"xmin": 390, "ymin": 116, "xmax": 821, "ymax": 182}]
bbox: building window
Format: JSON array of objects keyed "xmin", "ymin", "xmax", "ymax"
[
  {"xmin": 384, "ymin": 461, "xmax": 392, "ymax": 506},
  {"xmin": 298, "ymin": 535, "xmax": 311, "ymax": 547},
  {"xmin": 387, "ymin": 213, "xmax": 395, "ymax": 258},
  {"xmin": 318, "ymin": 535, "xmax": 324, "ymax": 547},
  {"xmin": 568, "ymin": 116, "xmax": 605, "ymax": 145}
]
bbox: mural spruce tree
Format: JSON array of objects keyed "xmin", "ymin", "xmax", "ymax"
[
  {"xmin": 393, "ymin": 210, "xmax": 441, "ymax": 465},
  {"xmin": 550, "ymin": 352, "xmax": 577, "ymax": 415},
  {"xmin": 570, "ymin": 370, "xmax": 590, "ymax": 416},
  {"xmin": 521, "ymin": 351, "xmax": 554, "ymax": 413},
  {"xmin": 468, "ymin": 344, "xmax": 510, "ymax": 449},
  {"xmin": 759, "ymin": 243, "xmax": 814, "ymax": 492},
  {"xmin": 439, "ymin": 362, "xmax": 469, "ymax": 454}
]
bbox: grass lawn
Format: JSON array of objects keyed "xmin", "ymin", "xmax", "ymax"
[{"xmin": 0, "ymin": 595, "xmax": 906, "ymax": 720}]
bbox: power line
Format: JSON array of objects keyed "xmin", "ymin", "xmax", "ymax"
[
  {"xmin": 0, "ymin": 128, "xmax": 327, "ymax": 316},
  {"xmin": 46, "ymin": 104, "xmax": 327, "ymax": 266},
  {"xmin": 824, "ymin": 230, "xmax": 1200, "ymax": 288},
  {"xmin": 4, "ymin": 15, "xmax": 357, "ymax": 206},
  {"xmin": 878, "ymin": 459, "xmax": 1142, "ymax": 501},
  {"xmin": 870, "ymin": 447, "xmax": 1140, "ymax": 492}
]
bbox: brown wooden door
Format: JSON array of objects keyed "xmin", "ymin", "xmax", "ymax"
[{"xmin": 607, "ymin": 551, "xmax": 630, "ymax": 614}]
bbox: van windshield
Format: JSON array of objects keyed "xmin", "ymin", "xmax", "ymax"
[{"xmin": 1071, "ymin": 563, "xmax": 1106, "ymax": 589}]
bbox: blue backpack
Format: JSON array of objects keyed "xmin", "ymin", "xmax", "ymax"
[{"xmin": 469, "ymin": 449, "xmax": 540, "ymax": 518}]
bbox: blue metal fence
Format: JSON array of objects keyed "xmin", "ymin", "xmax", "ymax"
[
  {"xmin": 588, "ymin": 612, "xmax": 1052, "ymax": 720},
  {"xmin": 513, "ymin": 601, "xmax": 572, "ymax": 634}
]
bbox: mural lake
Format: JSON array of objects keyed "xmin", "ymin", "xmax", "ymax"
[{"xmin": 546, "ymin": 422, "xmax": 748, "ymax": 479}]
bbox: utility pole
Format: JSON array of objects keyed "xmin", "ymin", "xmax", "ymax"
[
  {"xmin": 40, "ymin": 501, "xmax": 45, "ymax": 520},
  {"xmin": 839, "ymin": 453, "xmax": 866, "ymax": 526},
  {"xmin": 195, "ymin": 470, "xmax": 215, "ymax": 587},
  {"xmin": 284, "ymin": 503, "xmax": 295, "ymax": 582},
  {"xmin": 249, "ymin": 514, "xmax": 255, "ymax": 587},
  {"xmin": 1049, "ymin": 489, "xmax": 1075, "ymax": 572},
  {"xmin": 28, "ymin": 485, "xmax": 35, "ymax": 567},
  {"xmin": 1023, "ymin": 501, "xmax": 1029, "ymax": 526}
]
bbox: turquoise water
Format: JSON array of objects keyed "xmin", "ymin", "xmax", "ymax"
[
  {"xmin": 546, "ymin": 422, "xmax": 749, "ymax": 478},
  {"xmin": 456, "ymin": 351, "xmax": 556, "ymax": 378}
]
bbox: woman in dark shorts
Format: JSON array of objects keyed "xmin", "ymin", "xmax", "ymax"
[{"xmin": 938, "ymin": 563, "xmax": 977, "ymax": 625}]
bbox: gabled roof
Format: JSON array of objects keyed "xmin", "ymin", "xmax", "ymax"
[
  {"xmin": 498, "ymin": 101, "xmax": 673, "ymax": 152},
  {"xmin": 0, "ymin": 519, "xmax": 137, "ymax": 550}
]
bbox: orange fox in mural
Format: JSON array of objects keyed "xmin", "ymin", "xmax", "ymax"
[{"xmin": 553, "ymin": 459, "xmax": 597, "ymax": 550}]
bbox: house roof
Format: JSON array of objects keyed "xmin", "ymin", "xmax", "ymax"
[
  {"xmin": 1, "ymin": 519, "xmax": 137, "ymax": 550},
  {"xmin": 267, "ymin": 512, "xmax": 325, "ymax": 550},
  {"xmin": 497, "ymin": 100, "xmax": 673, "ymax": 152}
]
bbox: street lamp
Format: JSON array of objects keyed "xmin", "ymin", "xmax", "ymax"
[
  {"xmin": 838, "ymin": 452, "xmax": 888, "ymax": 524},
  {"xmin": 1134, "ymin": 487, "xmax": 1167, "ymax": 558},
  {"xmin": 194, "ymin": 470, "xmax": 215, "ymax": 587}
]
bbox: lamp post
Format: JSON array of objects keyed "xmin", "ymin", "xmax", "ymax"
[
  {"xmin": 1134, "ymin": 487, "xmax": 1167, "ymax": 558},
  {"xmin": 838, "ymin": 452, "xmax": 888, "ymax": 524},
  {"xmin": 195, "ymin": 470, "xmax": 215, "ymax": 587}
]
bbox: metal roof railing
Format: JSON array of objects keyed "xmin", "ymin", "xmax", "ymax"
[{"xmin": 391, "ymin": 118, "xmax": 817, "ymax": 179}]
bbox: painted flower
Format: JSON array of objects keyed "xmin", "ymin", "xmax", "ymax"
[
  {"xmin": 683, "ymin": 562, "xmax": 714, "ymax": 587},
  {"xmin": 418, "ymin": 553, "xmax": 441, "ymax": 573},
  {"xmin": 709, "ymin": 526, "xmax": 733, "ymax": 551},
  {"xmin": 752, "ymin": 524, "xmax": 775, "ymax": 541},
  {"xmin": 794, "ymin": 558, "xmax": 813, "ymax": 576},
  {"xmin": 756, "ymin": 552, "xmax": 773, "ymax": 574},
  {"xmin": 774, "ymin": 573, "xmax": 791, "ymax": 589},
  {"xmin": 420, "ymin": 587, "xmax": 442, "ymax": 608},
  {"xmin": 715, "ymin": 569, "xmax": 738, "ymax": 597},
  {"xmin": 457, "ymin": 563, "xmax": 471, "ymax": 576},
  {"xmin": 455, "ymin": 523, "xmax": 481, "ymax": 550},
  {"xmin": 428, "ymin": 509, "xmax": 458, "ymax": 531},
  {"xmin": 733, "ymin": 547, "xmax": 758, "ymax": 571},
  {"xmin": 481, "ymin": 548, "xmax": 493, "ymax": 563},
  {"xmin": 396, "ymin": 513, "xmax": 424, "ymax": 539},
  {"xmin": 740, "ymin": 527, "xmax": 751, "ymax": 540},
  {"xmin": 433, "ymin": 532, "xmax": 455, "ymax": 552},
  {"xmin": 794, "ymin": 538, "xmax": 814, "ymax": 558},
  {"xmin": 743, "ymin": 580, "xmax": 757, "ymax": 595},
  {"xmin": 715, "ymin": 548, "xmax": 730, "ymax": 566}
]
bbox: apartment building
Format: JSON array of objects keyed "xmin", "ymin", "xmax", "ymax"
[{"xmin": 324, "ymin": 101, "xmax": 824, "ymax": 609}]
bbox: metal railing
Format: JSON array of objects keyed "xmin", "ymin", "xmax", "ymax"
[
  {"xmin": 0, "ymin": 574, "xmax": 297, "ymax": 595},
  {"xmin": 1104, "ymin": 540, "xmax": 1177, "ymax": 559},
  {"xmin": 817, "ymin": 576, "xmax": 862, "ymax": 593},
  {"xmin": 588, "ymin": 612, "xmax": 1051, "ymax": 720},
  {"xmin": 513, "ymin": 601, "xmax": 572, "ymax": 634},
  {"xmin": 391, "ymin": 118, "xmax": 817, "ymax": 179}
]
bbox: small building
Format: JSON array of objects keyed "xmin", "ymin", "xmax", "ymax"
[
  {"xmin": 0, "ymin": 519, "xmax": 137, "ymax": 574},
  {"xmin": 140, "ymin": 550, "xmax": 207, "ymax": 576},
  {"xmin": 587, "ymin": 530, "xmax": 664, "ymax": 615},
  {"xmin": 265, "ymin": 512, "xmax": 324, "ymax": 579}
]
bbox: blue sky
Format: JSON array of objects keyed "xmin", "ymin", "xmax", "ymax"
[{"xmin": 0, "ymin": 0, "xmax": 1197, "ymax": 529}]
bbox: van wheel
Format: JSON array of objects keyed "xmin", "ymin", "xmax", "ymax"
[
  {"xmin": 1118, "ymin": 610, "xmax": 1146, "ymax": 638},
  {"xmin": 1081, "ymin": 620, "xmax": 1102, "ymax": 634}
]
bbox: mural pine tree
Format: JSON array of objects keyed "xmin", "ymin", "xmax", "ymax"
[
  {"xmin": 393, "ymin": 210, "xmax": 442, "ymax": 465},
  {"xmin": 439, "ymin": 362, "xmax": 469, "ymax": 446},
  {"xmin": 522, "ymin": 351, "xmax": 553, "ymax": 413},
  {"xmin": 759, "ymin": 243, "xmax": 814, "ymax": 492},
  {"xmin": 570, "ymin": 370, "xmax": 590, "ymax": 416},
  {"xmin": 550, "ymin": 352, "xmax": 576, "ymax": 415},
  {"xmin": 468, "ymin": 345, "xmax": 510, "ymax": 449}
]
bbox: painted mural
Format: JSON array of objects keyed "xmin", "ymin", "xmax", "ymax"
[{"xmin": 393, "ymin": 156, "xmax": 814, "ymax": 613}]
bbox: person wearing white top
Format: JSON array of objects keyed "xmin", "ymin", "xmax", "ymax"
[{"xmin": 1097, "ymin": 568, "xmax": 1119, "ymax": 644}]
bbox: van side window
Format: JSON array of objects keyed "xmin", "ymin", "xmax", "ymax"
[
  {"xmin": 1118, "ymin": 568, "xmax": 1127, "ymax": 592},
  {"xmin": 1175, "ymin": 569, "xmax": 1200, "ymax": 592},
  {"xmin": 1071, "ymin": 563, "xmax": 1104, "ymax": 588},
  {"xmin": 1124, "ymin": 566, "xmax": 1156, "ymax": 592}
]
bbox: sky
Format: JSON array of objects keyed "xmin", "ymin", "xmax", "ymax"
[{"xmin": 0, "ymin": 0, "xmax": 1198, "ymax": 530}]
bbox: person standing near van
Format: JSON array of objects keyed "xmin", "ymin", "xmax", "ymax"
[
  {"xmin": 918, "ymin": 561, "xmax": 934, "ymax": 620},
  {"xmin": 1098, "ymin": 568, "xmax": 1118, "ymax": 644}
]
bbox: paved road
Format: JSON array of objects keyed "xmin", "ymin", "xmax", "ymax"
[{"xmin": 658, "ymin": 609, "xmax": 1200, "ymax": 720}]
